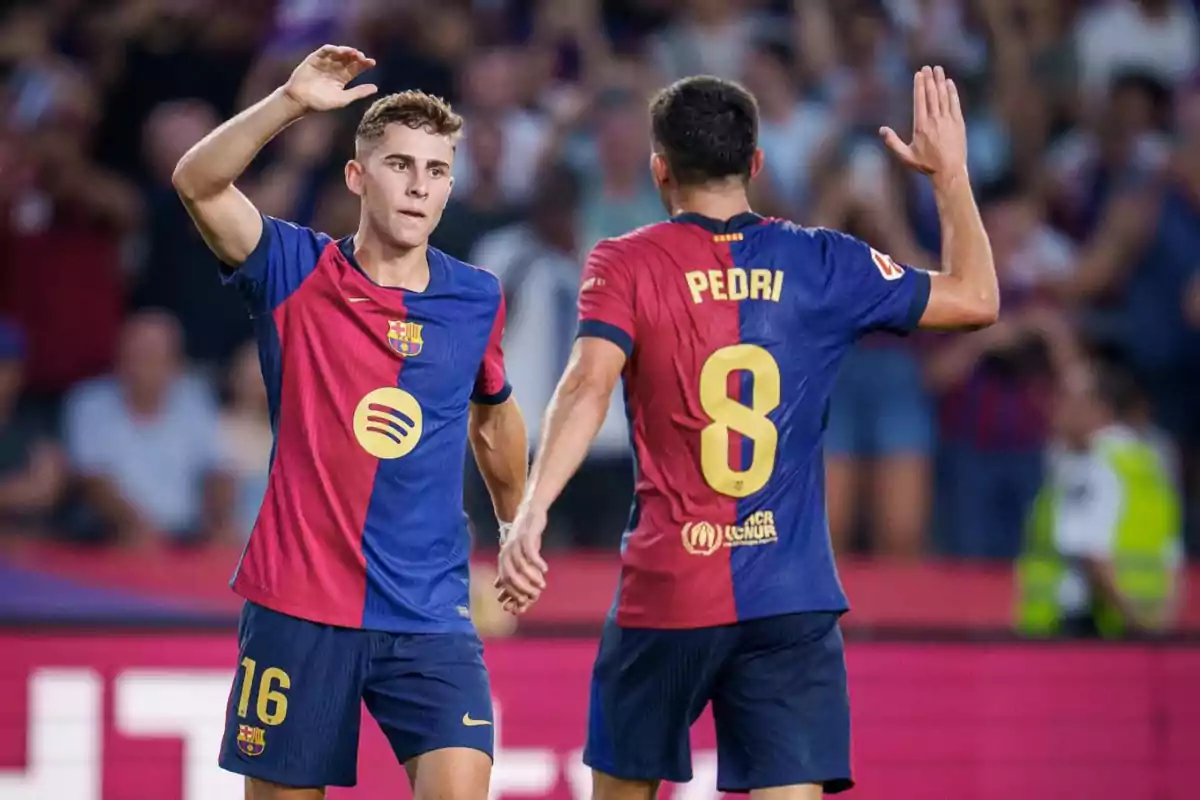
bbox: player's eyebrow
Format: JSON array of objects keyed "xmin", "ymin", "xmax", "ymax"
[{"xmin": 382, "ymin": 153, "xmax": 452, "ymax": 172}]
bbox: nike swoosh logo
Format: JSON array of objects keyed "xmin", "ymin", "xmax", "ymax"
[
  {"xmin": 347, "ymin": 297, "xmax": 371, "ymax": 303},
  {"xmin": 462, "ymin": 713, "xmax": 492, "ymax": 727}
]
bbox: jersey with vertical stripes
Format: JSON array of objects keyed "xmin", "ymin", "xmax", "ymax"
[
  {"xmin": 221, "ymin": 216, "xmax": 511, "ymax": 633},
  {"xmin": 577, "ymin": 212, "xmax": 931, "ymax": 629}
]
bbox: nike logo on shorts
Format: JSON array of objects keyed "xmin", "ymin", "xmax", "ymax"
[{"xmin": 462, "ymin": 713, "xmax": 492, "ymax": 727}]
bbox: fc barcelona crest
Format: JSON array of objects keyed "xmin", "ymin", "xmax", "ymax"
[
  {"xmin": 387, "ymin": 320, "xmax": 424, "ymax": 358},
  {"xmin": 237, "ymin": 724, "xmax": 266, "ymax": 756}
]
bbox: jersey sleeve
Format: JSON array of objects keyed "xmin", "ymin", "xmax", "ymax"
[
  {"xmin": 815, "ymin": 228, "xmax": 931, "ymax": 337},
  {"xmin": 576, "ymin": 239, "xmax": 635, "ymax": 356},
  {"xmin": 471, "ymin": 293, "xmax": 513, "ymax": 405},
  {"xmin": 219, "ymin": 215, "xmax": 331, "ymax": 316}
]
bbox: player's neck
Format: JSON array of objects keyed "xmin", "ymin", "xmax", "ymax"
[
  {"xmin": 352, "ymin": 228, "xmax": 431, "ymax": 292},
  {"xmin": 671, "ymin": 185, "xmax": 753, "ymax": 223}
]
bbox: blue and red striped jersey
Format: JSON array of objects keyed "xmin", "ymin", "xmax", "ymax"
[
  {"xmin": 223, "ymin": 216, "xmax": 510, "ymax": 633},
  {"xmin": 578, "ymin": 212, "xmax": 931, "ymax": 629}
]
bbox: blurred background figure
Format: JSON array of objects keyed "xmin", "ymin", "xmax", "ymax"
[
  {"xmin": 1018, "ymin": 361, "xmax": 1183, "ymax": 638},
  {"xmin": 217, "ymin": 340, "xmax": 272, "ymax": 541},
  {"xmin": 62, "ymin": 311, "xmax": 233, "ymax": 547},
  {"xmin": 0, "ymin": 0, "xmax": 1194, "ymax": 611},
  {"xmin": 0, "ymin": 319, "xmax": 66, "ymax": 537},
  {"xmin": 0, "ymin": 2, "xmax": 1198, "ymax": 795}
]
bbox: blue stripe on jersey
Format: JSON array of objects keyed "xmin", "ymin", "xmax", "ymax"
[{"xmin": 727, "ymin": 225, "xmax": 849, "ymax": 619}]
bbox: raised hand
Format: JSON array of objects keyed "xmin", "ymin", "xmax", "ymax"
[
  {"xmin": 879, "ymin": 66, "xmax": 967, "ymax": 183},
  {"xmin": 283, "ymin": 45, "xmax": 378, "ymax": 113}
]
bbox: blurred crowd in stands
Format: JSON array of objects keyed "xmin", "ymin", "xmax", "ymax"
[{"xmin": 0, "ymin": 0, "xmax": 1198, "ymax": 562}]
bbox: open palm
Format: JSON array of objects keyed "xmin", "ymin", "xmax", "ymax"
[
  {"xmin": 283, "ymin": 45, "xmax": 378, "ymax": 112},
  {"xmin": 879, "ymin": 65, "xmax": 967, "ymax": 181}
]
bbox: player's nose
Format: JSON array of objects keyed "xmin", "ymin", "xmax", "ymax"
[{"xmin": 405, "ymin": 177, "xmax": 429, "ymax": 199}]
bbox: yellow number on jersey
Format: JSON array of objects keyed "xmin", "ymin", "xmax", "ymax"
[
  {"xmin": 236, "ymin": 657, "xmax": 291, "ymax": 726},
  {"xmin": 698, "ymin": 345, "xmax": 781, "ymax": 497}
]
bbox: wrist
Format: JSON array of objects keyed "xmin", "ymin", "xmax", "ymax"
[
  {"xmin": 931, "ymin": 166, "xmax": 970, "ymax": 196},
  {"xmin": 272, "ymin": 86, "xmax": 311, "ymax": 122}
]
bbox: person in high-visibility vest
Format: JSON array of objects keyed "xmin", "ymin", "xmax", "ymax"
[{"xmin": 1016, "ymin": 363, "xmax": 1183, "ymax": 638}]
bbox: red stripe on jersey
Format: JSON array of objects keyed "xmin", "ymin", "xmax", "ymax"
[
  {"xmin": 233, "ymin": 250, "xmax": 406, "ymax": 627},
  {"xmin": 613, "ymin": 225, "xmax": 740, "ymax": 628}
]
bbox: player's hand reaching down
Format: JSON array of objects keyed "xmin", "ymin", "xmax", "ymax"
[
  {"xmin": 283, "ymin": 45, "xmax": 378, "ymax": 113},
  {"xmin": 879, "ymin": 66, "xmax": 966, "ymax": 184},
  {"xmin": 495, "ymin": 505, "xmax": 550, "ymax": 615}
]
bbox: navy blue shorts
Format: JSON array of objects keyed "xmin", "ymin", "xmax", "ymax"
[
  {"xmin": 584, "ymin": 611, "xmax": 852, "ymax": 794},
  {"xmin": 218, "ymin": 601, "xmax": 494, "ymax": 788}
]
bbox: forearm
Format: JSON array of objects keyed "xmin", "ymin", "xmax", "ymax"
[
  {"xmin": 933, "ymin": 170, "xmax": 999, "ymax": 315},
  {"xmin": 469, "ymin": 399, "xmax": 529, "ymax": 523},
  {"xmin": 524, "ymin": 372, "xmax": 610, "ymax": 513},
  {"xmin": 172, "ymin": 88, "xmax": 306, "ymax": 200}
]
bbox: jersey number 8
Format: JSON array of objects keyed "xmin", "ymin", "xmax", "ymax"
[{"xmin": 698, "ymin": 344, "xmax": 780, "ymax": 498}]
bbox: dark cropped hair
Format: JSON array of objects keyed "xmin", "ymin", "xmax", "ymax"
[{"xmin": 649, "ymin": 76, "xmax": 759, "ymax": 186}]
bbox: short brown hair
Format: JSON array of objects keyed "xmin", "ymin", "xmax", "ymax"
[{"xmin": 356, "ymin": 90, "xmax": 464, "ymax": 147}]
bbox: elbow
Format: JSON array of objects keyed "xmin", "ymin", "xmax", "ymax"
[
  {"xmin": 171, "ymin": 156, "xmax": 197, "ymax": 200},
  {"xmin": 171, "ymin": 152, "xmax": 210, "ymax": 201},
  {"xmin": 970, "ymin": 293, "xmax": 1001, "ymax": 328}
]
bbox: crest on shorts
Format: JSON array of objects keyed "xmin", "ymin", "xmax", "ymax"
[
  {"xmin": 387, "ymin": 320, "xmax": 424, "ymax": 358},
  {"xmin": 237, "ymin": 724, "xmax": 266, "ymax": 756}
]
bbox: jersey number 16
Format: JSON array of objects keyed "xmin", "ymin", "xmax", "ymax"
[{"xmin": 698, "ymin": 344, "xmax": 780, "ymax": 498}]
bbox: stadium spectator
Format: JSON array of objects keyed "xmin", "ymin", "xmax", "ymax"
[
  {"xmin": 134, "ymin": 99, "xmax": 254, "ymax": 365},
  {"xmin": 0, "ymin": 59, "xmax": 140, "ymax": 408},
  {"xmin": 471, "ymin": 163, "xmax": 630, "ymax": 546},
  {"xmin": 0, "ymin": 320, "xmax": 66, "ymax": 535},
  {"xmin": 62, "ymin": 311, "xmax": 234, "ymax": 546},
  {"xmin": 430, "ymin": 114, "xmax": 524, "ymax": 261},
  {"xmin": 1017, "ymin": 362, "xmax": 1184, "ymax": 637},
  {"xmin": 570, "ymin": 85, "xmax": 663, "ymax": 252},
  {"xmin": 217, "ymin": 340, "xmax": 271, "ymax": 541},
  {"xmin": 928, "ymin": 177, "xmax": 1076, "ymax": 559},
  {"xmin": 1073, "ymin": 0, "xmax": 1199, "ymax": 104}
]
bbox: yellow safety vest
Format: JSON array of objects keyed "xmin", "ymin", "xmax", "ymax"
[{"xmin": 1016, "ymin": 436, "xmax": 1180, "ymax": 638}]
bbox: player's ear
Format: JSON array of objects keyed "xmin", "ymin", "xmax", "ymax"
[
  {"xmin": 345, "ymin": 159, "xmax": 365, "ymax": 197},
  {"xmin": 445, "ymin": 175, "xmax": 454, "ymax": 208},
  {"xmin": 749, "ymin": 148, "xmax": 765, "ymax": 180},
  {"xmin": 650, "ymin": 153, "xmax": 671, "ymax": 188}
]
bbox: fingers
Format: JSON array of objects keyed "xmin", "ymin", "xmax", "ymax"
[
  {"xmin": 314, "ymin": 45, "xmax": 376, "ymax": 70},
  {"xmin": 933, "ymin": 65, "xmax": 949, "ymax": 117},
  {"xmin": 878, "ymin": 126, "xmax": 918, "ymax": 169},
  {"xmin": 912, "ymin": 70, "xmax": 928, "ymax": 132},
  {"xmin": 522, "ymin": 536, "xmax": 549, "ymax": 574},
  {"xmin": 946, "ymin": 77, "xmax": 962, "ymax": 122},
  {"xmin": 346, "ymin": 83, "xmax": 379, "ymax": 101},
  {"xmin": 920, "ymin": 66, "xmax": 940, "ymax": 119}
]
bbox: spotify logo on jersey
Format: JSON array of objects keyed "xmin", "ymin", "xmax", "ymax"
[{"xmin": 353, "ymin": 387, "xmax": 424, "ymax": 459}]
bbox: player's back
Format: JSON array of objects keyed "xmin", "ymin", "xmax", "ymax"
[{"xmin": 578, "ymin": 211, "xmax": 930, "ymax": 628}]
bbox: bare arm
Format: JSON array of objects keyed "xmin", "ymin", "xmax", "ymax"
[
  {"xmin": 880, "ymin": 66, "xmax": 998, "ymax": 329},
  {"xmin": 524, "ymin": 339, "xmax": 623, "ymax": 514},
  {"xmin": 497, "ymin": 338, "xmax": 626, "ymax": 608},
  {"xmin": 172, "ymin": 45, "xmax": 377, "ymax": 266},
  {"xmin": 171, "ymin": 89, "xmax": 304, "ymax": 265},
  {"xmin": 468, "ymin": 397, "xmax": 529, "ymax": 525}
]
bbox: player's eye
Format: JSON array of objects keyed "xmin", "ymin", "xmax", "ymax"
[
  {"xmin": 389, "ymin": 160, "xmax": 408, "ymax": 171},
  {"xmin": 429, "ymin": 167, "xmax": 445, "ymax": 178}
]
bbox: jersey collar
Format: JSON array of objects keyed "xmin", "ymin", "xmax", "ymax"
[{"xmin": 671, "ymin": 211, "xmax": 764, "ymax": 234}]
